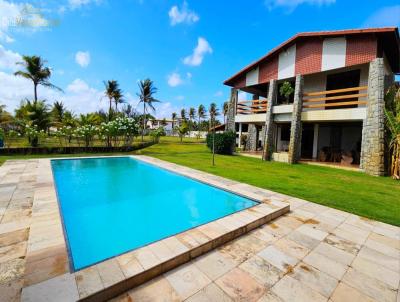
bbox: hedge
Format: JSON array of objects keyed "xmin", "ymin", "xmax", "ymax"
[
  {"xmin": 206, "ymin": 131, "xmax": 236, "ymax": 155},
  {"xmin": 0, "ymin": 141, "xmax": 154, "ymax": 155}
]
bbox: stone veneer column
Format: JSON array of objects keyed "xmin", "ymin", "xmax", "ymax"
[
  {"xmin": 288, "ymin": 74, "xmax": 304, "ymax": 164},
  {"xmin": 263, "ymin": 79, "xmax": 277, "ymax": 160},
  {"xmin": 226, "ymin": 88, "xmax": 237, "ymax": 132},
  {"xmin": 246, "ymin": 124, "xmax": 257, "ymax": 151},
  {"xmin": 361, "ymin": 58, "xmax": 391, "ymax": 176}
]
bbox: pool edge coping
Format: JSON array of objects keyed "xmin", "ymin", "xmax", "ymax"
[{"xmin": 22, "ymin": 155, "xmax": 290, "ymax": 302}]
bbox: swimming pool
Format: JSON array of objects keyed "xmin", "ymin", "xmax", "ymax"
[{"xmin": 51, "ymin": 157, "xmax": 257, "ymax": 270}]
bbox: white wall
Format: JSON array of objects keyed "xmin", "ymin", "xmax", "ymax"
[
  {"xmin": 321, "ymin": 37, "xmax": 346, "ymax": 71},
  {"xmin": 246, "ymin": 67, "xmax": 259, "ymax": 86},
  {"xmin": 278, "ymin": 44, "xmax": 296, "ymax": 80}
]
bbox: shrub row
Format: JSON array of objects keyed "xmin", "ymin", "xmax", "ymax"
[
  {"xmin": 206, "ymin": 131, "xmax": 236, "ymax": 155},
  {"xmin": 0, "ymin": 141, "xmax": 154, "ymax": 155}
]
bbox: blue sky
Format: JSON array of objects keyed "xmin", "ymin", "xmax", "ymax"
[{"xmin": 0, "ymin": 0, "xmax": 399, "ymax": 118}]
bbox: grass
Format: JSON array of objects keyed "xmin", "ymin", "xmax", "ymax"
[
  {"xmin": 136, "ymin": 137, "xmax": 400, "ymax": 226},
  {"xmin": 1, "ymin": 136, "xmax": 399, "ymax": 226}
]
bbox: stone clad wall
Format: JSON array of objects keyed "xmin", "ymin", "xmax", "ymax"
[
  {"xmin": 361, "ymin": 58, "xmax": 393, "ymax": 176},
  {"xmin": 226, "ymin": 88, "xmax": 237, "ymax": 132},
  {"xmin": 246, "ymin": 124, "xmax": 257, "ymax": 151},
  {"xmin": 263, "ymin": 80, "xmax": 277, "ymax": 160},
  {"xmin": 288, "ymin": 74, "xmax": 304, "ymax": 164}
]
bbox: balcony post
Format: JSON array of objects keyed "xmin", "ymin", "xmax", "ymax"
[
  {"xmin": 226, "ymin": 88, "xmax": 238, "ymax": 132},
  {"xmin": 288, "ymin": 74, "xmax": 304, "ymax": 164},
  {"xmin": 361, "ymin": 58, "xmax": 394, "ymax": 176},
  {"xmin": 262, "ymin": 79, "xmax": 277, "ymax": 160}
]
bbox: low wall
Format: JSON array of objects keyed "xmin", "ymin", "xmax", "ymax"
[{"xmin": 0, "ymin": 141, "xmax": 155, "ymax": 155}]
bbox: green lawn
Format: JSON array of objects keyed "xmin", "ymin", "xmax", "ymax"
[
  {"xmin": 136, "ymin": 137, "xmax": 400, "ymax": 226},
  {"xmin": 1, "ymin": 136, "xmax": 399, "ymax": 226}
]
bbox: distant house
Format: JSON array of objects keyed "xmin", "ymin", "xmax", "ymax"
[{"xmin": 224, "ymin": 27, "xmax": 400, "ymax": 176}]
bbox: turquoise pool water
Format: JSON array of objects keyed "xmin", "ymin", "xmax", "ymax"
[{"xmin": 51, "ymin": 157, "xmax": 257, "ymax": 270}]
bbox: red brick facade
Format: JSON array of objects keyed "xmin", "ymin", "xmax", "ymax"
[
  {"xmin": 258, "ymin": 55, "xmax": 278, "ymax": 84},
  {"xmin": 345, "ymin": 34, "xmax": 377, "ymax": 66},
  {"xmin": 295, "ymin": 38, "xmax": 323, "ymax": 75}
]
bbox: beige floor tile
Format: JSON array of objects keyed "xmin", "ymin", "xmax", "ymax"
[
  {"xmin": 330, "ymin": 282, "xmax": 375, "ymax": 302},
  {"xmin": 75, "ymin": 266, "xmax": 104, "ymax": 299},
  {"xmin": 323, "ymin": 234, "xmax": 360, "ymax": 255},
  {"xmin": 185, "ymin": 283, "xmax": 232, "ymax": 302},
  {"xmin": 274, "ymin": 238, "xmax": 310, "ymax": 260},
  {"xmin": 257, "ymin": 245, "xmax": 298, "ymax": 273},
  {"xmin": 296, "ymin": 225, "xmax": 328, "ymax": 241},
  {"xmin": 373, "ymin": 226, "xmax": 399, "ymax": 240},
  {"xmin": 0, "ymin": 278, "xmax": 23, "ymax": 302},
  {"xmin": 116, "ymin": 251, "xmax": 144, "ymax": 278},
  {"xmin": 250, "ymin": 228, "xmax": 279, "ymax": 244},
  {"xmin": 165, "ymin": 262, "xmax": 211, "ymax": 300},
  {"xmin": 364, "ymin": 237, "xmax": 400, "ymax": 258},
  {"xmin": 218, "ymin": 235, "xmax": 268, "ymax": 264},
  {"xmin": 332, "ymin": 224, "xmax": 369, "ymax": 245},
  {"xmin": 352, "ymin": 256, "xmax": 399, "ymax": 289},
  {"xmin": 96, "ymin": 259, "xmax": 125, "ymax": 288},
  {"xmin": 291, "ymin": 262, "xmax": 338, "ymax": 298},
  {"xmin": 215, "ymin": 268, "xmax": 265, "ymax": 302},
  {"xmin": 0, "ymin": 228, "xmax": 29, "ymax": 248},
  {"xmin": 357, "ymin": 246, "xmax": 400, "ymax": 272},
  {"xmin": 128, "ymin": 276, "xmax": 181, "ymax": 302},
  {"xmin": 134, "ymin": 246, "xmax": 161, "ymax": 269},
  {"xmin": 193, "ymin": 251, "xmax": 236, "ymax": 281},
  {"xmin": 0, "ymin": 258, "xmax": 25, "ymax": 284},
  {"xmin": 0, "ymin": 241, "xmax": 27, "ymax": 262},
  {"xmin": 369, "ymin": 232, "xmax": 400, "ymax": 250},
  {"xmin": 303, "ymin": 251, "xmax": 348, "ymax": 280},
  {"xmin": 271, "ymin": 275, "xmax": 327, "ymax": 302},
  {"xmin": 343, "ymin": 268, "xmax": 397, "ymax": 302},
  {"xmin": 286, "ymin": 230, "xmax": 320, "ymax": 250},
  {"xmin": 313, "ymin": 242, "xmax": 354, "ymax": 265},
  {"xmin": 21, "ymin": 273, "xmax": 78, "ymax": 302},
  {"xmin": 256, "ymin": 291, "xmax": 284, "ymax": 302},
  {"xmin": 239, "ymin": 255, "xmax": 283, "ymax": 288}
]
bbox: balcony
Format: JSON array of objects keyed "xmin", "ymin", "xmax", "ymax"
[{"xmin": 236, "ymin": 99, "xmax": 268, "ymax": 115}]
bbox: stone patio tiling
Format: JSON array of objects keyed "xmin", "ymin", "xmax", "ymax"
[{"xmin": 0, "ymin": 156, "xmax": 399, "ymax": 302}]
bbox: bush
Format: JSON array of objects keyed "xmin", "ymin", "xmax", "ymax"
[{"xmin": 206, "ymin": 131, "xmax": 236, "ymax": 155}]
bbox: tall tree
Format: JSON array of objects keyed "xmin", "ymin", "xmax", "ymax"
[
  {"xmin": 137, "ymin": 79, "xmax": 160, "ymax": 141},
  {"xmin": 180, "ymin": 108, "xmax": 187, "ymax": 121},
  {"xmin": 222, "ymin": 101, "xmax": 229, "ymax": 124},
  {"xmin": 188, "ymin": 107, "xmax": 196, "ymax": 137},
  {"xmin": 114, "ymin": 89, "xmax": 125, "ymax": 112},
  {"xmin": 103, "ymin": 80, "xmax": 120, "ymax": 121},
  {"xmin": 209, "ymin": 102, "xmax": 219, "ymax": 166},
  {"xmin": 51, "ymin": 101, "xmax": 65, "ymax": 128},
  {"xmin": 14, "ymin": 55, "xmax": 62, "ymax": 102},
  {"xmin": 197, "ymin": 104, "xmax": 206, "ymax": 138},
  {"xmin": 171, "ymin": 112, "xmax": 177, "ymax": 134}
]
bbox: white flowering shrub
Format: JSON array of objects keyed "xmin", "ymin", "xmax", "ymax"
[
  {"xmin": 99, "ymin": 117, "xmax": 138, "ymax": 147},
  {"xmin": 25, "ymin": 125, "xmax": 46, "ymax": 147},
  {"xmin": 74, "ymin": 125, "xmax": 98, "ymax": 147}
]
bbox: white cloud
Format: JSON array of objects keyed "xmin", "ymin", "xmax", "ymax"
[
  {"xmin": 156, "ymin": 102, "xmax": 181, "ymax": 119},
  {"xmin": 168, "ymin": 1, "xmax": 199, "ymax": 26},
  {"xmin": 75, "ymin": 51, "xmax": 90, "ymax": 68},
  {"xmin": 265, "ymin": 0, "xmax": 335, "ymax": 11},
  {"xmin": 0, "ymin": 44, "xmax": 21, "ymax": 70},
  {"xmin": 214, "ymin": 90, "xmax": 223, "ymax": 97},
  {"xmin": 0, "ymin": 1, "xmax": 52, "ymax": 42},
  {"xmin": 167, "ymin": 72, "xmax": 183, "ymax": 87},
  {"xmin": 68, "ymin": 0, "xmax": 101, "ymax": 9},
  {"xmin": 363, "ymin": 5, "xmax": 400, "ymax": 28},
  {"xmin": 183, "ymin": 37, "xmax": 212, "ymax": 66},
  {"xmin": 167, "ymin": 72, "xmax": 192, "ymax": 87}
]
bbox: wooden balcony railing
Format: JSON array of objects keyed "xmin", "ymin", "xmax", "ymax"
[
  {"xmin": 236, "ymin": 99, "xmax": 268, "ymax": 114},
  {"xmin": 302, "ymin": 86, "xmax": 368, "ymax": 110}
]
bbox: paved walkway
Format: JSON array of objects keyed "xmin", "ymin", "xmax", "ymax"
[{"xmin": 0, "ymin": 159, "xmax": 399, "ymax": 302}]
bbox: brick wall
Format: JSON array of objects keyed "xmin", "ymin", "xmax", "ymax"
[
  {"xmin": 232, "ymin": 75, "xmax": 246, "ymax": 89},
  {"xmin": 346, "ymin": 34, "xmax": 377, "ymax": 67},
  {"xmin": 295, "ymin": 38, "xmax": 323, "ymax": 75},
  {"xmin": 259, "ymin": 55, "xmax": 278, "ymax": 83}
]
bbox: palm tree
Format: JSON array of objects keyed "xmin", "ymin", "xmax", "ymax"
[
  {"xmin": 24, "ymin": 100, "xmax": 51, "ymax": 131},
  {"xmin": 14, "ymin": 55, "xmax": 62, "ymax": 102},
  {"xmin": 209, "ymin": 102, "xmax": 219, "ymax": 166},
  {"xmin": 103, "ymin": 80, "xmax": 119, "ymax": 121},
  {"xmin": 171, "ymin": 112, "xmax": 177, "ymax": 134},
  {"xmin": 222, "ymin": 101, "xmax": 229, "ymax": 124},
  {"xmin": 385, "ymin": 85, "xmax": 400, "ymax": 179},
  {"xmin": 114, "ymin": 89, "xmax": 125, "ymax": 112},
  {"xmin": 51, "ymin": 101, "xmax": 65, "ymax": 128},
  {"xmin": 189, "ymin": 107, "xmax": 196, "ymax": 138},
  {"xmin": 180, "ymin": 108, "xmax": 187, "ymax": 121},
  {"xmin": 137, "ymin": 79, "xmax": 160, "ymax": 141},
  {"xmin": 197, "ymin": 104, "xmax": 206, "ymax": 139}
]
